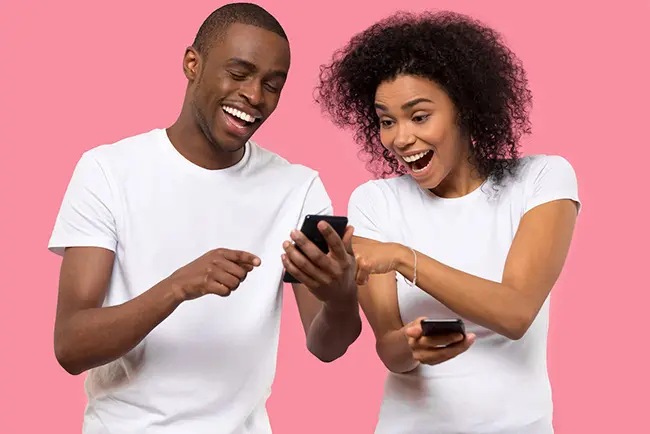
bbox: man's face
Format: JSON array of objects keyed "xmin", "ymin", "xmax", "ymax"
[{"xmin": 184, "ymin": 23, "xmax": 290, "ymax": 153}]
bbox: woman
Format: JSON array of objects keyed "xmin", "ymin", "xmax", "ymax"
[{"xmin": 316, "ymin": 11, "xmax": 580, "ymax": 434}]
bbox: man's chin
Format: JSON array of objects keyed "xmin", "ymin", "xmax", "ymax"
[{"xmin": 207, "ymin": 129, "xmax": 248, "ymax": 152}]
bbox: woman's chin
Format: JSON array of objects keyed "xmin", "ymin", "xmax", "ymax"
[{"xmin": 410, "ymin": 169, "xmax": 443, "ymax": 191}]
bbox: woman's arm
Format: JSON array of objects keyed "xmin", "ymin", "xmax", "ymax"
[
  {"xmin": 356, "ymin": 199, "xmax": 579, "ymax": 340},
  {"xmin": 356, "ymin": 270, "xmax": 419, "ymax": 374},
  {"xmin": 354, "ymin": 244, "xmax": 474, "ymax": 373}
]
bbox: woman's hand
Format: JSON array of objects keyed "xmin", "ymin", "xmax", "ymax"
[
  {"xmin": 403, "ymin": 317, "xmax": 476, "ymax": 366},
  {"xmin": 353, "ymin": 240, "xmax": 408, "ymax": 285}
]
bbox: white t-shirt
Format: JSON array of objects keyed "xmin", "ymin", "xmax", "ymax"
[
  {"xmin": 348, "ymin": 155, "xmax": 580, "ymax": 434},
  {"xmin": 48, "ymin": 128, "xmax": 333, "ymax": 434}
]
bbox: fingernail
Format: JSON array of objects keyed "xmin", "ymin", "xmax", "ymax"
[{"xmin": 283, "ymin": 241, "xmax": 290, "ymax": 249}]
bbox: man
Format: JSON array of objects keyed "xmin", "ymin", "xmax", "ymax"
[{"xmin": 48, "ymin": 3, "xmax": 361, "ymax": 433}]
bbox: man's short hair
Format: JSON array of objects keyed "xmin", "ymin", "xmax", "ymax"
[{"xmin": 192, "ymin": 3, "xmax": 287, "ymax": 57}]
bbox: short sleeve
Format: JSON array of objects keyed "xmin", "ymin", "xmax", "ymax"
[
  {"xmin": 48, "ymin": 152, "xmax": 118, "ymax": 256},
  {"xmin": 524, "ymin": 155, "xmax": 581, "ymax": 215},
  {"xmin": 347, "ymin": 182, "xmax": 388, "ymax": 242},
  {"xmin": 297, "ymin": 174, "xmax": 334, "ymax": 222}
]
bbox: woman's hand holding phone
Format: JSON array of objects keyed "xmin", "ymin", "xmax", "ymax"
[{"xmin": 403, "ymin": 317, "xmax": 476, "ymax": 366}]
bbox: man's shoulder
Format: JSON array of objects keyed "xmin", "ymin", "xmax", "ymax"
[
  {"xmin": 248, "ymin": 140, "xmax": 321, "ymax": 182},
  {"xmin": 82, "ymin": 128, "xmax": 161, "ymax": 165}
]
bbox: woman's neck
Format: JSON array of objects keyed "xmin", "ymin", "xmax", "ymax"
[{"xmin": 430, "ymin": 153, "xmax": 485, "ymax": 198}]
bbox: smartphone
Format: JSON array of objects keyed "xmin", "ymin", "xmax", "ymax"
[
  {"xmin": 282, "ymin": 215, "xmax": 349, "ymax": 283},
  {"xmin": 420, "ymin": 319, "xmax": 466, "ymax": 338}
]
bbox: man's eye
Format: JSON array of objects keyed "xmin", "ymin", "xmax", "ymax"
[{"xmin": 228, "ymin": 71, "xmax": 247, "ymax": 80}]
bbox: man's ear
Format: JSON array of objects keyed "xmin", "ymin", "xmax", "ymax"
[{"xmin": 183, "ymin": 46, "xmax": 201, "ymax": 81}]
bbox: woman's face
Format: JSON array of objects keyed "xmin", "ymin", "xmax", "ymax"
[{"xmin": 375, "ymin": 74, "xmax": 469, "ymax": 190}]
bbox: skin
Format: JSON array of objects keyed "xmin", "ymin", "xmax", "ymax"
[
  {"xmin": 352, "ymin": 74, "xmax": 578, "ymax": 373},
  {"xmin": 282, "ymin": 223, "xmax": 361, "ymax": 362},
  {"xmin": 167, "ymin": 23, "xmax": 291, "ymax": 170},
  {"xmin": 53, "ymin": 23, "xmax": 360, "ymax": 375}
]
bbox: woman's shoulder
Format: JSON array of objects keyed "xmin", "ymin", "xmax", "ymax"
[
  {"xmin": 504, "ymin": 153, "xmax": 580, "ymax": 213},
  {"xmin": 350, "ymin": 175, "xmax": 419, "ymax": 203},
  {"xmin": 514, "ymin": 154, "xmax": 576, "ymax": 180},
  {"xmin": 353, "ymin": 174, "xmax": 418, "ymax": 193}
]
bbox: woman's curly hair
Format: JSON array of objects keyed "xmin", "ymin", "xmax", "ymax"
[{"xmin": 315, "ymin": 11, "xmax": 533, "ymax": 184}]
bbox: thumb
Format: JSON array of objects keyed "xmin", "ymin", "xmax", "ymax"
[
  {"xmin": 342, "ymin": 226, "xmax": 355, "ymax": 255},
  {"xmin": 356, "ymin": 267, "xmax": 370, "ymax": 286},
  {"xmin": 355, "ymin": 254, "xmax": 371, "ymax": 285},
  {"xmin": 405, "ymin": 317, "xmax": 427, "ymax": 338}
]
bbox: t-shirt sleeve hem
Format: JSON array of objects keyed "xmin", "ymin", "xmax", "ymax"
[
  {"xmin": 524, "ymin": 194, "xmax": 582, "ymax": 216},
  {"xmin": 48, "ymin": 236, "xmax": 117, "ymax": 257}
]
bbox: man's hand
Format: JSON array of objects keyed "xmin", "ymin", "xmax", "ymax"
[
  {"xmin": 167, "ymin": 248, "xmax": 261, "ymax": 301},
  {"xmin": 281, "ymin": 222, "xmax": 357, "ymax": 304},
  {"xmin": 403, "ymin": 317, "xmax": 476, "ymax": 366}
]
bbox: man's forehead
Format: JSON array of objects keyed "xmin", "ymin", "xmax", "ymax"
[
  {"xmin": 209, "ymin": 23, "xmax": 290, "ymax": 68},
  {"xmin": 216, "ymin": 23, "xmax": 288, "ymax": 51}
]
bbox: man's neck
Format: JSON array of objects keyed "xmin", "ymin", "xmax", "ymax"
[{"xmin": 166, "ymin": 118, "xmax": 244, "ymax": 171}]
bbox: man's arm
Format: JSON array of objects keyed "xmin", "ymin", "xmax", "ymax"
[
  {"xmin": 49, "ymin": 152, "xmax": 262, "ymax": 374},
  {"xmin": 54, "ymin": 246, "xmax": 260, "ymax": 375},
  {"xmin": 292, "ymin": 282, "xmax": 361, "ymax": 363},
  {"xmin": 54, "ymin": 247, "xmax": 182, "ymax": 375},
  {"xmin": 282, "ymin": 223, "xmax": 362, "ymax": 362}
]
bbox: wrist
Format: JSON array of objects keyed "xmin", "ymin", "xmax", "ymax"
[
  {"xmin": 159, "ymin": 277, "xmax": 187, "ymax": 306},
  {"xmin": 393, "ymin": 243, "xmax": 416, "ymax": 281},
  {"xmin": 324, "ymin": 290, "xmax": 359, "ymax": 315}
]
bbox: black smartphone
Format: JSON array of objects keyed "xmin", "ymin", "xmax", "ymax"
[
  {"xmin": 420, "ymin": 319, "xmax": 466, "ymax": 338},
  {"xmin": 282, "ymin": 215, "xmax": 349, "ymax": 283}
]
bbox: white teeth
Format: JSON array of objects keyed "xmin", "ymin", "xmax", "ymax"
[
  {"xmin": 402, "ymin": 150, "xmax": 431, "ymax": 163},
  {"xmin": 222, "ymin": 105, "xmax": 256, "ymax": 123}
]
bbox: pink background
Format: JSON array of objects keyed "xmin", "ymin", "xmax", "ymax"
[{"xmin": 1, "ymin": 0, "xmax": 648, "ymax": 432}]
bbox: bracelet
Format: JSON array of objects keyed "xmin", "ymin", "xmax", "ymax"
[{"xmin": 409, "ymin": 247, "xmax": 417, "ymax": 288}]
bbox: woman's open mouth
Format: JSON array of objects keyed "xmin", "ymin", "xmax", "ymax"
[{"xmin": 402, "ymin": 149, "xmax": 434, "ymax": 173}]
